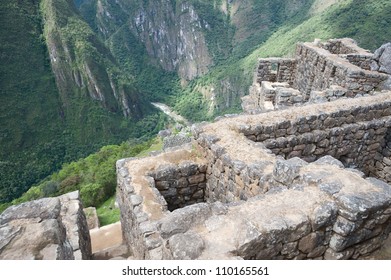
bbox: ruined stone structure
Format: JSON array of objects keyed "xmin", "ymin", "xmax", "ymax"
[
  {"xmin": 117, "ymin": 39, "xmax": 391, "ymax": 260},
  {"xmin": 0, "ymin": 191, "xmax": 91, "ymax": 260},
  {"xmin": 242, "ymin": 38, "xmax": 391, "ymax": 112},
  {"xmin": 1, "ymin": 39, "xmax": 391, "ymax": 260}
]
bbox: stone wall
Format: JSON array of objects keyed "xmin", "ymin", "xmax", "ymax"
[
  {"xmin": 163, "ymin": 133, "xmax": 192, "ymax": 150},
  {"xmin": 244, "ymin": 39, "xmax": 390, "ymax": 113},
  {"xmin": 321, "ymin": 38, "xmax": 369, "ymax": 55},
  {"xmin": 0, "ymin": 191, "xmax": 91, "ymax": 260},
  {"xmin": 189, "ymin": 93, "xmax": 391, "ymax": 259},
  {"xmin": 116, "ymin": 149, "xmax": 208, "ymax": 259},
  {"xmin": 116, "ymin": 92, "xmax": 391, "ymax": 260},
  {"xmin": 344, "ymin": 53, "xmax": 373, "ymax": 70},
  {"xmin": 149, "ymin": 161, "xmax": 207, "ymax": 211},
  {"xmin": 293, "ymin": 42, "xmax": 388, "ymax": 98},
  {"xmin": 257, "ymin": 58, "xmax": 297, "ymax": 85},
  {"xmin": 370, "ymin": 130, "xmax": 391, "ymax": 184},
  {"xmin": 154, "ymin": 171, "xmax": 391, "ymax": 260},
  {"xmin": 239, "ymin": 99, "xmax": 391, "ymax": 176},
  {"xmin": 114, "ymin": 39, "xmax": 391, "ymax": 260},
  {"xmin": 194, "ymin": 131, "xmax": 267, "ymax": 203}
]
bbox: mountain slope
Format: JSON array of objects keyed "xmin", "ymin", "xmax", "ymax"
[
  {"xmin": 74, "ymin": 0, "xmax": 318, "ymax": 119},
  {"xmin": 0, "ymin": 0, "xmax": 66, "ymax": 202},
  {"xmin": 0, "ymin": 0, "xmax": 161, "ymax": 203},
  {"xmin": 77, "ymin": 0, "xmax": 224, "ymax": 80},
  {"xmin": 177, "ymin": 0, "xmax": 391, "ymax": 120},
  {"xmin": 41, "ymin": 0, "xmax": 151, "ymax": 118}
]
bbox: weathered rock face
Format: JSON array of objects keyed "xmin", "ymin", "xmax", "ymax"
[
  {"xmin": 128, "ymin": 0, "xmax": 212, "ymax": 80},
  {"xmin": 84, "ymin": 207, "xmax": 100, "ymax": 230},
  {"xmin": 0, "ymin": 192, "xmax": 91, "ymax": 260},
  {"xmin": 41, "ymin": 0, "xmax": 146, "ymax": 118},
  {"xmin": 372, "ymin": 42, "xmax": 391, "ymax": 75},
  {"xmin": 87, "ymin": 0, "xmax": 212, "ymax": 80}
]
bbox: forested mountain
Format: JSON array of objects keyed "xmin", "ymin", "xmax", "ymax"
[
  {"xmin": 1, "ymin": 0, "xmax": 390, "ymax": 203},
  {"xmin": 0, "ymin": 0, "xmax": 162, "ymax": 202}
]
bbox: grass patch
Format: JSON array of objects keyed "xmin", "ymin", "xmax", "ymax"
[
  {"xmin": 95, "ymin": 137, "xmax": 164, "ymax": 226},
  {"xmin": 136, "ymin": 137, "xmax": 163, "ymax": 158},
  {"xmin": 96, "ymin": 195, "xmax": 120, "ymax": 226}
]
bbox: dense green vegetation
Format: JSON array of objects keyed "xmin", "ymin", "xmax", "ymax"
[
  {"xmin": 0, "ymin": 0, "xmax": 66, "ymax": 202},
  {"xmin": 0, "ymin": 0, "xmax": 165, "ymax": 203},
  {"xmin": 0, "ymin": 137, "xmax": 163, "ymax": 215},
  {"xmin": 190, "ymin": 0, "xmax": 234, "ymax": 65},
  {"xmin": 96, "ymin": 195, "xmax": 121, "ymax": 226}
]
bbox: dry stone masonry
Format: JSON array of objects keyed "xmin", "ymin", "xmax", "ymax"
[
  {"xmin": 0, "ymin": 191, "xmax": 91, "ymax": 260},
  {"xmin": 116, "ymin": 39, "xmax": 391, "ymax": 260},
  {"xmin": 116, "ymin": 91, "xmax": 391, "ymax": 260},
  {"xmin": 242, "ymin": 38, "xmax": 391, "ymax": 113}
]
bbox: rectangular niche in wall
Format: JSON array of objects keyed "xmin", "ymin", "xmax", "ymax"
[{"xmin": 149, "ymin": 161, "xmax": 207, "ymax": 211}]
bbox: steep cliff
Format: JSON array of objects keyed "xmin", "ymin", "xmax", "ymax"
[
  {"xmin": 0, "ymin": 0, "xmax": 159, "ymax": 203},
  {"xmin": 77, "ymin": 0, "xmax": 231, "ymax": 80},
  {"xmin": 41, "ymin": 0, "xmax": 148, "ymax": 118}
]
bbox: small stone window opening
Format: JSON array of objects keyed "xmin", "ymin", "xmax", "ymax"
[{"xmin": 270, "ymin": 62, "xmax": 279, "ymax": 75}]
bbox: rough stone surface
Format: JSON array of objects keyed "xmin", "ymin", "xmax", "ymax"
[
  {"xmin": 372, "ymin": 43, "xmax": 391, "ymax": 75},
  {"xmin": 84, "ymin": 207, "xmax": 100, "ymax": 230},
  {"xmin": 0, "ymin": 192, "xmax": 91, "ymax": 260},
  {"xmin": 159, "ymin": 203, "xmax": 211, "ymax": 239},
  {"xmin": 163, "ymin": 133, "xmax": 192, "ymax": 150},
  {"xmin": 273, "ymin": 158, "xmax": 301, "ymax": 185},
  {"xmin": 168, "ymin": 231, "xmax": 205, "ymax": 260}
]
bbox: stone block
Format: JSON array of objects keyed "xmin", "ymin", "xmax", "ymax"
[
  {"xmin": 324, "ymin": 248, "xmax": 354, "ymax": 260},
  {"xmin": 188, "ymin": 174, "xmax": 206, "ymax": 185},
  {"xmin": 333, "ymin": 216, "xmax": 359, "ymax": 236},
  {"xmin": 273, "ymin": 158, "xmax": 301, "ymax": 185},
  {"xmin": 256, "ymin": 243, "xmax": 283, "ymax": 259},
  {"xmin": 130, "ymin": 195, "xmax": 143, "ymax": 206},
  {"xmin": 178, "ymin": 187, "xmax": 193, "ymax": 196},
  {"xmin": 281, "ymin": 242, "xmax": 299, "ymax": 258},
  {"xmin": 210, "ymin": 144, "xmax": 225, "ymax": 157},
  {"xmin": 302, "ymin": 144, "xmax": 316, "ymax": 156},
  {"xmin": 179, "ymin": 161, "xmax": 199, "ymax": 176},
  {"xmin": 0, "ymin": 192, "xmax": 91, "ymax": 260},
  {"xmin": 329, "ymin": 228, "xmax": 372, "ymax": 252},
  {"xmin": 159, "ymin": 203, "xmax": 211, "ymax": 239},
  {"xmin": 307, "ymin": 245, "xmax": 327, "ymax": 258},
  {"xmin": 153, "ymin": 164, "xmax": 178, "ymax": 181},
  {"xmin": 311, "ymin": 202, "xmax": 338, "ymax": 231},
  {"xmin": 314, "ymin": 155, "xmax": 344, "ymax": 168},
  {"xmin": 168, "ymin": 231, "xmax": 205, "ymax": 260},
  {"xmin": 155, "ymin": 180, "xmax": 170, "ymax": 190},
  {"xmin": 298, "ymin": 232, "xmax": 325, "ymax": 254},
  {"xmin": 232, "ymin": 160, "xmax": 246, "ymax": 174},
  {"xmin": 383, "ymin": 157, "xmax": 391, "ymax": 166},
  {"xmin": 0, "ymin": 198, "xmax": 61, "ymax": 225},
  {"xmin": 319, "ymin": 182, "xmax": 342, "ymax": 195}
]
